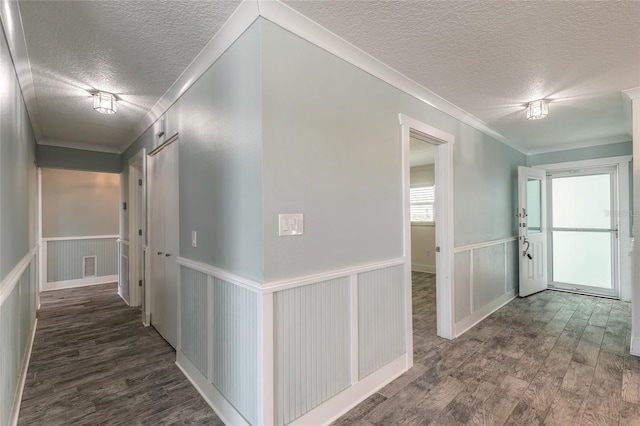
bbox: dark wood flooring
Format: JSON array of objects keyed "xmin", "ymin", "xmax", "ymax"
[
  {"xmin": 335, "ymin": 272, "xmax": 640, "ymax": 426},
  {"xmin": 18, "ymin": 283, "xmax": 222, "ymax": 426}
]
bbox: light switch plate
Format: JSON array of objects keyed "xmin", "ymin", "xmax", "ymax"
[{"xmin": 279, "ymin": 214, "xmax": 303, "ymax": 236}]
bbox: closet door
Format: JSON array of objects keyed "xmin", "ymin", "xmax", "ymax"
[{"xmin": 148, "ymin": 140, "xmax": 179, "ymax": 348}]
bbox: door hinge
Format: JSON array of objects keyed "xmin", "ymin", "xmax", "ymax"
[
  {"xmin": 138, "ymin": 280, "xmax": 142, "ymax": 287},
  {"xmin": 435, "ymin": 246, "xmax": 441, "ymax": 253},
  {"xmin": 138, "ymin": 179, "xmax": 142, "ymax": 186},
  {"xmin": 138, "ymin": 229, "xmax": 142, "ymax": 236}
]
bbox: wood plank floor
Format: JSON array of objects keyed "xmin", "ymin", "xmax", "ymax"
[
  {"xmin": 18, "ymin": 283, "xmax": 222, "ymax": 426},
  {"xmin": 334, "ymin": 272, "xmax": 640, "ymax": 426}
]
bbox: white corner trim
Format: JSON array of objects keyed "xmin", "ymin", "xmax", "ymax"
[
  {"xmin": 0, "ymin": 0, "xmax": 42, "ymax": 141},
  {"xmin": 0, "ymin": 248, "xmax": 36, "ymax": 306},
  {"xmin": 122, "ymin": 0, "xmax": 260, "ymax": 152},
  {"xmin": 176, "ymin": 256, "xmax": 263, "ymax": 292},
  {"xmin": 42, "ymin": 235, "xmax": 119, "ymax": 242},
  {"xmin": 526, "ymin": 135, "xmax": 632, "ymax": 156},
  {"xmin": 455, "ymin": 289, "xmax": 516, "ymax": 337},
  {"xmin": 38, "ymin": 138, "xmax": 122, "ymax": 154},
  {"xmin": 260, "ymin": 1, "xmax": 524, "ymax": 155},
  {"xmin": 623, "ymin": 87, "xmax": 640, "ymax": 101},
  {"xmin": 288, "ymin": 355, "xmax": 408, "ymax": 426},
  {"xmin": 631, "ymin": 337, "xmax": 640, "ymax": 357},
  {"xmin": 262, "ymin": 257, "xmax": 406, "ymax": 293},
  {"xmin": 9, "ymin": 318, "xmax": 37, "ymax": 426},
  {"xmin": 176, "ymin": 351, "xmax": 251, "ymax": 426},
  {"xmin": 42, "ymin": 274, "xmax": 118, "ymax": 292},
  {"xmin": 454, "ymin": 236, "xmax": 518, "ymax": 254}
]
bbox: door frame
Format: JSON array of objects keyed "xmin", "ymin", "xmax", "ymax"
[
  {"xmin": 128, "ymin": 149, "xmax": 147, "ymax": 310},
  {"xmin": 399, "ymin": 114, "xmax": 455, "ymax": 355},
  {"xmin": 534, "ymin": 155, "xmax": 632, "ymax": 301}
]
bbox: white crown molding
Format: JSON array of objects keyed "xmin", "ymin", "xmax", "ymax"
[
  {"xmin": 623, "ymin": 87, "xmax": 640, "ymax": 100},
  {"xmin": 257, "ymin": 0, "xmax": 526, "ymax": 155},
  {"xmin": 39, "ymin": 138, "xmax": 122, "ymax": 154},
  {"xmin": 526, "ymin": 134, "xmax": 632, "ymax": 156},
  {"xmin": 122, "ymin": 0, "xmax": 260, "ymax": 152},
  {"xmin": 1, "ymin": 0, "xmax": 42, "ymax": 141}
]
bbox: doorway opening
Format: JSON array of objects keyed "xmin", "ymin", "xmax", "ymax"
[{"xmin": 399, "ymin": 114, "xmax": 455, "ymax": 367}]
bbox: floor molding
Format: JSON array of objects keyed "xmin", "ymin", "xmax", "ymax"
[
  {"xmin": 43, "ymin": 275, "xmax": 118, "ymax": 291},
  {"xmin": 411, "ymin": 264, "xmax": 436, "ymax": 274},
  {"xmin": 10, "ymin": 318, "xmax": 37, "ymax": 426},
  {"xmin": 454, "ymin": 290, "xmax": 516, "ymax": 337}
]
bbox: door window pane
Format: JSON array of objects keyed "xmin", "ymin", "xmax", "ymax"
[
  {"xmin": 552, "ymin": 231, "xmax": 612, "ymax": 288},
  {"xmin": 552, "ymin": 174, "xmax": 611, "ymax": 229},
  {"xmin": 527, "ymin": 178, "xmax": 542, "ymax": 233}
]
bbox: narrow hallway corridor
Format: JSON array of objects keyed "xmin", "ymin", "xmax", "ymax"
[{"xmin": 17, "ymin": 283, "xmax": 222, "ymax": 425}]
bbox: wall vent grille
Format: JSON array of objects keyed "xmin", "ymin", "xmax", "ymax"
[{"xmin": 83, "ymin": 256, "xmax": 97, "ymax": 278}]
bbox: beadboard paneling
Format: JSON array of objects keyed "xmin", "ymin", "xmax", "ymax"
[
  {"xmin": 506, "ymin": 240, "xmax": 518, "ymax": 292},
  {"xmin": 211, "ymin": 277, "xmax": 258, "ymax": 425},
  {"xmin": 47, "ymin": 238, "xmax": 117, "ymax": 282},
  {"xmin": 358, "ymin": 265, "xmax": 405, "ymax": 379},
  {"xmin": 454, "ymin": 251, "xmax": 472, "ymax": 321},
  {"xmin": 180, "ymin": 267, "xmax": 208, "ymax": 376},
  {"xmin": 0, "ymin": 284, "xmax": 20, "ymax": 426},
  {"xmin": 473, "ymin": 244, "xmax": 506, "ymax": 309},
  {"xmin": 274, "ymin": 278, "xmax": 351, "ymax": 425}
]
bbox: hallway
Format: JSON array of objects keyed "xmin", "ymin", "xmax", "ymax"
[{"xmin": 17, "ymin": 283, "xmax": 222, "ymax": 425}]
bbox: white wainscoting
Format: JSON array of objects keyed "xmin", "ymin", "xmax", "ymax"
[
  {"xmin": 176, "ymin": 256, "xmax": 409, "ymax": 426},
  {"xmin": 0, "ymin": 248, "xmax": 38, "ymax": 426},
  {"xmin": 42, "ymin": 235, "xmax": 118, "ymax": 291},
  {"xmin": 118, "ymin": 240, "xmax": 130, "ymax": 305},
  {"xmin": 453, "ymin": 237, "xmax": 518, "ymax": 337}
]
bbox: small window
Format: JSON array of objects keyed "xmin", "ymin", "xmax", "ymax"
[{"xmin": 410, "ymin": 186, "xmax": 435, "ymax": 223}]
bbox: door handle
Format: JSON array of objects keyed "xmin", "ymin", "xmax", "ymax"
[
  {"xmin": 157, "ymin": 252, "xmax": 163, "ymax": 255},
  {"xmin": 165, "ymin": 253, "xmax": 171, "ymax": 257}
]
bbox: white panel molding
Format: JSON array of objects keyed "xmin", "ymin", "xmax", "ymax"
[
  {"xmin": 0, "ymin": 249, "xmax": 36, "ymax": 306},
  {"xmin": 176, "ymin": 352, "xmax": 251, "ymax": 426},
  {"xmin": 42, "ymin": 234, "xmax": 119, "ymax": 242},
  {"xmin": 262, "ymin": 257, "xmax": 405, "ymax": 293},
  {"xmin": 176, "ymin": 256, "xmax": 262, "ymax": 292},
  {"xmin": 257, "ymin": 292, "xmax": 274, "ymax": 425},
  {"xmin": 349, "ymin": 273, "xmax": 359, "ymax": 385},
  {"xmin": 123, "ymin": 0, "xmax": 260, "ymax": 151},
  {"xmin": 42, "ymin": 274, "xmax": 118, "ymax": 292},
  {"xmin": 526, "ymin": 135, "xmax": 632, "ymax": 156},
  {"xmin": 623, "ymin": 87, "xmax": 640, "ymax": 101},
  {"xmin": 288, "ymin": 355, "xmax": 407, "ymax": 426},
  {"xmin": 454, "ymin": 236, "xmax": 518, "ymax": 254},
  {"xmin": 0, "ymin": 0, "xmax": 43, "ymax": 141},
  {"xmin": 39, "ymin": 138, "xmax": 121, "ymax": 154},
  {"xmin": 455, "ymin": 289, "xmax": 516, "ymax": 337},
  {"xmin": 8, "ymin": 317, "xmax": 37, "ymax": 426},
  {"xmin": 117, "ymin": 239, "xmax": 130, "ymax": 246},
  {"xmin": 259, "ymin": 1, "xmax": 524, "ymax": 155}
]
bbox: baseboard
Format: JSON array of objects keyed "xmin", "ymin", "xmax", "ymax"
[
  {"xmin": 290, "ymin": 355, "xmax": 407, "ymax": 425},
  {"xmin": 10, "ymin": 318, "xmax": 37, "ymax": 426},
  {"xmin": 143, "ymin": 311, "xmax": 151, "ymax": 327},
  {"xmin": 631, "ymin": 338, "xmax": 640, "ymax": 357},
  {"xmin": 411, "ymin": 264, "xmax": 436, "ymax": 274},
  {"xmin": 117, "ymin": 289, "xmax": 130, "ymax": 306},
  {"xmin": 454, "ymin": 290, "xmax": 516, "ymax": 337},
  {"xmin": 42, "ymin": 274, "xmax": 118, "ymax": 291},
  {"xmin": 176, "ymin": 351, "xmax": 250, "ymax": 426}
]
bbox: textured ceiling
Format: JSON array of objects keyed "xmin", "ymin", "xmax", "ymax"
[
  {"xmin": 18, "ymin": 0, "xmax": 241, "ymax": 150},
  {"xmin": 284, "ymin": 0, "xmax": 640, "ymax": 150}
]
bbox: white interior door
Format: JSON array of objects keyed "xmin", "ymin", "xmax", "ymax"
[
  {"xmin": 148, "ymin": 140, "xmax": 179, "ymax": 348},
  {"xmin": 518, "ymin": 166, "xmax": 548, "ymax": 297}
]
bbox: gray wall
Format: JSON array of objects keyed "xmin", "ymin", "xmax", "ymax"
[
  {"xmin": 41, "ymin": 168, "xmax": 119, "ymax": 238},
  {"xmin": 526, "ymin": 141, "xmax": 632, "ymax": 166},
  {"xmin": 37, "ymin": 145, "xmax": 122, "ymax": 173},
  {"xmin": 260, "ymin": 19, "xmax": 525, "ymax": 280},
  {"xmin": 0, "ymin": 21, "xmax": 38, "ymax": 426},
  {"xmin": 122, "ymin": 22, "xmax": 263, "ymax": 281}
]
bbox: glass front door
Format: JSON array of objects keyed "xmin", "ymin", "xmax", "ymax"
[{"xmin": 548, "ymin": 167, "xmax": 618, "ymax": 297}]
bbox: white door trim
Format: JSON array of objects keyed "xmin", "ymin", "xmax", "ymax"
[
  {"xmin": 534, "ymin": 155, "xmax": 632, "ymax": 302},
  {"xmin": 128, "ymin": 149, "xmax": 147, "ymax": 308},
  {"xmin": 399, "ymin": 114, "xmax": 455, "ymax": 346}
]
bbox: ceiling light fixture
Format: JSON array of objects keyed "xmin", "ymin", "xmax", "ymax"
[
  {"xmin": 526, "ymin": 99, "xmax": 549, "ymax": 120},
  {"xmin": 92, "ymin": 91, "xmax": 117, "ymax": 114}
]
